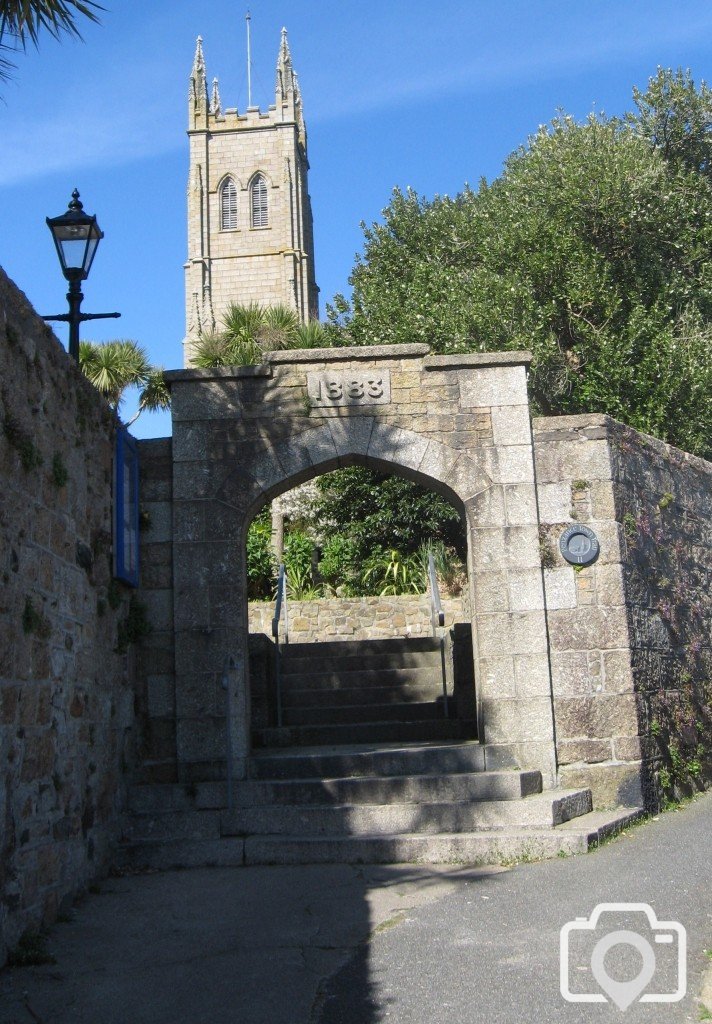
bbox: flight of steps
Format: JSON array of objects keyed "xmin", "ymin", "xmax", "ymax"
[
  {"xmin": 253, "ymin": 637, "xmax": 477, "ymax": 748},
  {"xmin": 118, "ymin": 740, "xmax": 643, "ymax": 870}
]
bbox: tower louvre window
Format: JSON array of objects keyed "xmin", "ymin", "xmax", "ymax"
[
  {"xmin": 251, "ymin": 174, "xmax": 268, "ymax": 228},
  {"xmin": 220, "ymin": 177, "xmax": 238, "ymax": 230}
]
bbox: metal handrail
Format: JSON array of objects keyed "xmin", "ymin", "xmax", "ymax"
[
  {"xmin": 428, "ymin": 552, "xmax": 445, "ymax": 636},
  {"xmin": 221, "ymin": 654, "xmax": 236, "ymax": 810},
  {"xmin": 271, "ymin": 564, "xmax": 288, "ymax": 727},
  {"xmin": 427, "ymin": 552, "xmax": 448, "ymax": 719}
]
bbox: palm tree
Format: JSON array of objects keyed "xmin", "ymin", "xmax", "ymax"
[
  {"xmin": 0, "ymin": 0, "xmax": 101, "ymax": 81},
  {"xmin": 190, "ymin": 303, "xmax": 329, "ymax": 368},
  {"xmin": 78, "ymin": 339, "xmax": 169, "ymax": 425}
]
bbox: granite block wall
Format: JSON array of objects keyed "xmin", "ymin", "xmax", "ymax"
[
  {"xmin": 0, "ymin": 269, "xmax": 138, "ymax": 966},
  {"xmin": 134, "ymin": 439, "xmax": 177, "ymax": 784}
]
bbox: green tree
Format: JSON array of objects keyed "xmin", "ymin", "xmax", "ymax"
[
  {"xmin": 78, "ymin": 339, "xmax": 170, "ymax": 426},
  {"xmin": 630, "ymin": 67, "xmax": 712, "ymax": 177},
  {"xmin": 0, "ymin": 0, "xmax": 101, "ymax": 81},
  {"xmin": 330, "ymin": 71, "xmax": 712, "ymax": 459},
  {"xmin": 312, "ymin": 466, "xmax": 466, "ymax": 575}
]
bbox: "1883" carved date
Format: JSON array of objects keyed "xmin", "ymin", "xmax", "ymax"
[{"xmin": 307, "ymin": 371, "xmax": 391, "ymax": 406}]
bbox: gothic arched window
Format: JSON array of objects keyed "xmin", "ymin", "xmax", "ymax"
[
  {"xmin": 220, "ymin": 176, "xmax": 238, "ymax": 230},
  {"xmin": 250, "ymin": 173, "xmax": 269, "ymax": 228}
]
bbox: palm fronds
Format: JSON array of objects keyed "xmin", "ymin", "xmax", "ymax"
[
  {"xmin": 79, "ymin": 339, "xmax": 150, "ymax": 408},
  {"xmin": 294, "ymin": 320, "xmax": 327, "ymax": 349},
  {"xmin": 0, "ymin": 0, "xmax": 102, "ymax": 81}
]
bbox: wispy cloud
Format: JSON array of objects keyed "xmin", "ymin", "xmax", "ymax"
[
  {"xmin": 0, "ymin": 41, "xmax": 183, "ymax": 188},
  {"xmin": 310, "ymin": 12, "xmax": 712, "ymax": 123},
  {"xmin": 0, "ymin": 107, "xmax": 180, "ymax": 187}
]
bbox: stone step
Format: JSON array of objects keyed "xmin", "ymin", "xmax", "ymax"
[
  {"xmin": 254, "ymin": 719, "xmax": 477, "ymax": 748},
  {"xmin": 127, "ymin": 742, "xmax": 491, "ymax": 809},
  {"xmin": 249, "ymin": 740, "xmax": 486, "ymax": 780},
  {"xmin": 116, "ymin": 807, "xmax": 644, "ymax": 870},
  {"xmin": 233, "ymin": 769, "xmax": 543, "ymax": 806},
  {"xmin": 280, "ymin": 666, "xmax": 443, "ymax": 692},
  {"xmin": 282, "ymin": 700, "xmax": 446, "ymax": 727},
  {"xmin": 121, "ymin": 809, "xmax": 221, "ymax": 843},
  {"xmin": 281, "ymin": 680, "xmax": 442, "ymax": 708},
  {"xmin": 129, "ymin": 781, "xmax": 227, "ymax": 814},
  {"xmin": 220, "ymin": 790, "xmax": 592, "ymax": 837},
  {"xmin": 282, "ymin": 637, "xmax": 440, "ymax": 661}
]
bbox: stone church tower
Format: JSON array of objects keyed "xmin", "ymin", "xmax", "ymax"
[{"xmin": 183, "ymin": 30, "xmax": 318, "ymax": 366}]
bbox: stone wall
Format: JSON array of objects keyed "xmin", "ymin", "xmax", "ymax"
[
  {"xmin": 0, "ymin": 270, "xmax": 138, "ymax": 965},
  {"xmin": 134, "ymin": 440, "xmax": 176, "ymax": 784},
  {"xmin": 248, "ymin": 594, "xmax": 468, "ymax": 643},
  {"xmin": 610, "ymin": 420, "xmax": 712, "ymax": 809},
  {"xmin": 534, "ymin": 414, "xmax": 712, "ymax": 811}
]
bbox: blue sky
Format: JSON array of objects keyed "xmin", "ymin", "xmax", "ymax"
[{"xmin": 2, "ymin": 0, "xmax": 711, "ymax": 438}]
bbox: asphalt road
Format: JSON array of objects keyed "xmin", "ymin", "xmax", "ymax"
[{"xmin": 318, "ymin": 792, "xmax": 712, "ymax": 1024}]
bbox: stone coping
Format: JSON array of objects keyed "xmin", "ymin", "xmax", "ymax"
[
  {"xmin": 166, "ymin": 346, "xmax": 533, "ymax": 384},
  {"xmin": 533, "ymin": 414, "xmax": 712, "ymax": 471},
  {"xmin": 423, "ymin": 351, "xmax": 532, "ymax": 370},
  {"xmin": 533, "ymin": 413, "xmax": 612, "ymax": 432},
  {"xmin": 267, "ymin": 344, "xmax": 431, "ymax": 363},
  {"xmin": 164, "ymin": 365, "xmax": 272, "ymax": 383}
]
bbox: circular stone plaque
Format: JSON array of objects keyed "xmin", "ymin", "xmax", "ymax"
[{"xmin": 559, "ymin": 524, "xmax": 600, "ymax": 566}]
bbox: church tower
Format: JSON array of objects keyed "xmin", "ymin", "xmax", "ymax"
[{"xmin": 183, "ymin": 30, "xmax": 318, "ymax": 366}]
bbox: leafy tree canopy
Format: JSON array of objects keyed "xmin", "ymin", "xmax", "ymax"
[
  {"xmin": 329, "ymin": 69, "xmax": 712, "ymax": 458},
  {"xmin": 312, "ymin": 466, "xmax": 466, "ymax": 564}
]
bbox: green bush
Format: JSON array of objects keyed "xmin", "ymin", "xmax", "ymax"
[{"xmin": 246, "ymin": 508, "xmax": 275, "ymax": 600}]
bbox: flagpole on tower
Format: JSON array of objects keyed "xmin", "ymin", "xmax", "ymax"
[{"xmin": 246, "ymin": 9, "xmax": 252, "ymax": 107}]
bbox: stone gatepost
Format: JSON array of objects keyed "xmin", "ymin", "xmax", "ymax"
[{"xmin": 165, "ymin": 346, "xmax": 558, "ymax": 786}]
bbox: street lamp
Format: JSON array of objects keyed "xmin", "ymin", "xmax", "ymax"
[{"xmin": 44, "ymin": 189, "xmax": 120, "ymax": 361}]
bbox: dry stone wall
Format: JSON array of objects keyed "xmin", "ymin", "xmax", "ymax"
[
  {"xmin": 0, "ymin": 269, "xmax": 137, "ymax": 966},
  {"xmin": 248, "ymin": 594, "xmax": 468, "ymax": 643}
]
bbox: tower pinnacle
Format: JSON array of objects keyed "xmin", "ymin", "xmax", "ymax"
[
  {"xmin": 210, "ymin": 77, "xmax": 222, "ymax": 117},
  {"xmin": 275, "ymin": 27, "xmax": 296, "ymax": 102},
  {"xmin": 189, "ymin": 35, "xmax": 208, "ymax": 123}
]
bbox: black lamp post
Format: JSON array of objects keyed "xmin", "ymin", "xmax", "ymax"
[{"xmin": 44, "ymin": 189, "xmax": 120, "ymax": 361}]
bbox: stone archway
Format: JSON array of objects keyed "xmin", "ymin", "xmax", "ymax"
[{"xmin": 166, "ymin": 345, "xmax": 557, "ymax": 787}]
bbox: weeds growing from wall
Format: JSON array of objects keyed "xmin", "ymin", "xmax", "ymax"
[
  {"xmin": 3, "ymin": 416, "xmax": 43, "ymax": 471},
  {"xmin": 22, "ymin": 597, "xmax": 51, "ymax": 638},
  {"xmin": 51, "ymin": 453, "xmax": 68, "ymax": 488},
  {"xmin": 116, "ymin": 595, "xmax": 151, "ymax": 654}
]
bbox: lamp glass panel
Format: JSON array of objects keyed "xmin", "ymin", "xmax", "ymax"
[
  {"xmin": 83, "ymin": 235, "xmax": 100, "ymax": 275},
  {"xmin": 57, "ymin": 236, "xmax": 90, "ymax": 272}
]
